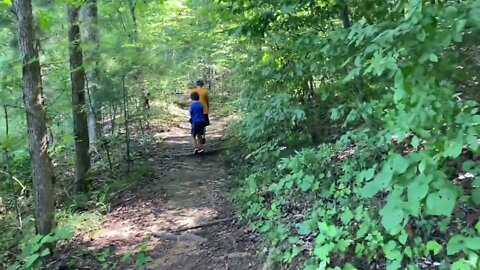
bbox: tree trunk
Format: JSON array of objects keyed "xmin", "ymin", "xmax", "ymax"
[
  {"xmin": 68, "ymin": 4, "xmax": 91, "ymax": 193},
  {"xmin": 12, "ymin": 0, "xmax": 55, "ymax": 235},
  {"xmin": 337, "ymin": 0, "xmax": 351, "ymax": 29},
  {"xmin": 81, "ymin": 0, "xmax": 100, "ymax": 145},
  {"xmin": 126, "ymin": 0, "xmax": 150, "ymax": 110}
]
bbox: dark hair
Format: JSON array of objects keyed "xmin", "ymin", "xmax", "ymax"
[
  {"xmin": 191, "ymin": 92, "xmax": 200, "ymax": 101},
  {"xmin": 195, "ymin": 79, "xmax": 204, "ymax": 87}
]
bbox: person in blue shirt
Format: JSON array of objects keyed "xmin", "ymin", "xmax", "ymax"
[{"xmin": 189, "ymin": 92, "xmax": 206, "ymax": 154}]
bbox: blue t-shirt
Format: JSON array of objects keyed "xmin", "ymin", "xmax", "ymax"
[{"xmin": 190, "ymin": 101, "xmax": 205, "ymax": 124}]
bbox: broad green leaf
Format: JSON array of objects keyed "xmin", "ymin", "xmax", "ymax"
[
  {"xmin": 25, "ymin": 254, "xmax": 40, "ymax": 268},
  {"xmin": 426, "ymin": 188, "xmax": 457, "ymax": 216},
  {"xmin": 361, "ymin": 168, "xmax": 393, "ymax": 198},
  {"xmin": 471, "ymin": 188, "xmax": 480, "ymax": 205},
  {"xmin": 476, "ymin": 220, "xmax": 480, "ymax": 234},
  {"xmin": 297, "ymin": 222, "xmax": 312, "ymax": 235},
  {"xmin": 444, "ymin": 138, "xmax": 463, "ymax": 158},
  {"xmin": 381, "ymin": 207, "xmax": 405, "ymax": 232},
  {"xmin": 447, "ymin": 235, "xmax": 466, "ymax": 255},
  {"xmin": 340, "ymin": 209, "xmax": 354, "ymax": 224},
  {"xmin": 411, "ymin": 136, "xmax": 420, "ymax": 149},
  {"xmin": 428, "ymin": 53, "xmax": 438, "ymax": 62},
  {"xmin": 407, "ymin": 174, "xmax": 431, "ymax": 202},
  {"xmin": 40, "ymin": 248, "xmax": 51, "ymax": 257},
  {"xmin": 451, "ymin": 259, "xmax": 471, "ymax": 270},
  {"xmin": 40, "ymin": 235, "xmax": 55, "ymax": 244},
  {"xmin": 313, "ymin": 243, "xmax": 334, "ymax": 261},
  {"xmin": 426, "ymin": 240, "xmax": 442, "ymax": 255},
  {"xmin": 465, "ymin": 237, "xmax": 480, "ymax": 250},
  {"xmin": 121, "ymin": 252, "xmax": 132, "ymax": 262},
  {"xmin": 392, "ymin": 154, "xmax": 409, "ymax": 174},
  {"xmin": 416, "ymin": 29, "xmax": 426, "ymax": 42}
]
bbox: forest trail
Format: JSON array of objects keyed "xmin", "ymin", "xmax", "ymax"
[{"xmin": 59, "ymin": 94, "xmax": 261, "ymax": 270}]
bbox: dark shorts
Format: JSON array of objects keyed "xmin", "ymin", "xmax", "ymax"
[
  {"xmin": 204, "ymin": 114, "xmax": 210, "ymax": 126},
  {"xmin": 192, "ymin": 122, "xmax": 205, "ymax": 137}
]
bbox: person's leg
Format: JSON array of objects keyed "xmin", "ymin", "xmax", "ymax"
[
  {"xmin": 191, "ymin": 125, "xmax": 199, "ymax": 153},
  {"xmin": 202, "ymin": 114, "xmax": 209, "ymax": 144},
  {"xmin": 196, "ymin": 134, "xmax": 204, "ymax": 151}
]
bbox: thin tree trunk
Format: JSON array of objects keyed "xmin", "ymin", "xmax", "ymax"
[
  {"xmin": 121, "ymin": 76, "xmax": 131, "ymax": 173},
  {"xmin": 125, "ymin": 0, "xmax": 150, "ymax": 110},
  {"xmin": 12, "ymin": 0, "xmax": 55, "ymax": 235},
  {"xmin": 338, "ymin": 0, "xmax": 351, "ymax": 29},
  {"xmin": 81, "ymin": 0, "xmax": 100, "ymax": 145},
  {"xmin": 68, "ymin": 4, "xmax": 91, "ymax": 193}
]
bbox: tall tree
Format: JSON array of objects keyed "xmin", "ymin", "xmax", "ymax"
[
  {"xmin": 68, "ymin": 3, "xmax": 91, "ymax": 193},
  {"xmin": 12, "ymin": 0, "xmax": 55, "ymax": 235},
  {"xmin": 81, "ymin": 0, "xmax": 100, "ymax": 146}
]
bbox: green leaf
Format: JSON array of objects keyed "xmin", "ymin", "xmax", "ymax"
[
  {"xmin": 344, "ymin": 263, "xmax": 358, "ymax": 270},
  {"xmin": 121, "ymin": 252, "xmax": 132, "ymax": 263},
  {"xmin": 444, "ymin": 137, "xmax": 464, "ymax": 158},
  {"xmin": 340, "ymin": 209, "xmax": 354, "ymax": 224},
  {"xmin": 135, "ymin": 253, "xmax": 152, "ymax": 266},
  {"xmin": 416, "ymin": 29, "xmax": 426, "ymax": 42},
  {"xmin": 280, "ymin": 5, "xmax": 295, "ymax": 14},
  {"xmin": 411, "ymin": 136, "xmax": 420, "ymax": 149},
  {"xmin": 471, "ymin": 188, "xmax": 480, "ymax": 206},
  {"xmin": 394, "ymin": 70, "xmax": 405, "ymax": 102},
  {"xmin": 297, "ymin": 222, "xmax": 312, "ymax": 235},
  {"xmin": 313, "ymin": 243, "xmax": 334, "ymax": 261},
  {"xmin": 465, "ymin": 237, "xmax": 480, "ymax": 250},
  {"xmin": 428, "ymin": 53, "xmax": 438, "ymax": 62},
  {"xmin": 447, "ymin": 235, "xmax": 466, "ymax": 255},
  {"xmin": 426, "ymin": 188, "xmax": 457, "ymax": 216},
  {"xmin": 381, "ymin": 207, "xmax": 405, "ymax": 232},
  {"xmin": 407, "ymin": 174, "xmax": 431, "ymax": 202},
  {"xmin": 476, "ymin": 220, "xmax": 480, "ymax": 234},
  {"xmin": 299, "ymin": 175, "xmax": 314, "ymax": 192},
  {"xmin": 451, "ymin": 259, "xmax": 471, "ymax": 270},
  {"xmin": 392, "ymin": 154, "xmax": 409, "ymax": 174},
  {"xmin": 361, "ymin": 168, "xmax": 393, "ymax": 198},
  {"xmin": 40, "ymin": 248, "xmax": 51, "ymax": 257},
  {"xmin": 40, "ymin": 235, "xmax": 55, "ymax": 244},
  {"xmin": 25, "ymin": 253, "xmax": 40, "ymax": 268},
  {"xmin": 426, "ymin": 240, "xmax": 442, "ymax": 255}
]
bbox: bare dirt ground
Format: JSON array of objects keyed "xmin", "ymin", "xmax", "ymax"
[{"xmin": 55, "ymin": 96, "xmax": 262, "ymax": 270}]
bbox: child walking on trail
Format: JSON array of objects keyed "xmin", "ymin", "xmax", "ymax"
[{"xmin": 189, "ymin": 92, "xmax": 206, "ymax": 154}]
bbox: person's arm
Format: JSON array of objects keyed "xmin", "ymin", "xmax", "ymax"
[
  {"xmin": 205, "ymin": 91, "xmax": 210, "ymax": 109},
  {"xmin": 189, "ymin": 105, "xmax": 193, "ymax": 123}
]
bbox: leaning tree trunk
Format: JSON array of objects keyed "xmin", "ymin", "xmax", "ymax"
[
  {"xmin": 81, "ymin": 0, "xmax": 100, "ymax": 146},
  {"xmin": 68, "ymin": 4, "xmax": 91, "ymax": 193},
  {"xmin": 13, "ymin": 0, "xmax": 55, "ymax": 235}
]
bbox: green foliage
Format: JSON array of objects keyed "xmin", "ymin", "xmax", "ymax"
[
  {"xmin": 225, "ymin": 0, "xmax": 480, "ymax": 268},
  {"xmin": 7, "ymin": 227, "xmax": 74, "ymax": 270}
]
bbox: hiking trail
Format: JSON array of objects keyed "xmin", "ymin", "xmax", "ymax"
[{"xmin": 58, "ymin": 94, "xmax": 262, "ymax": 270}]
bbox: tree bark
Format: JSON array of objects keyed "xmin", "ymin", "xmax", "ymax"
[
  {"xmin": 337, "ymin": 0, "xmax": 351, "ymax": 29},
  {"xmin": 68, "ymin": 4, "xmax": 91, "ymax": 193},
  {"xmin": 125, "ymin": 0, "xmax": 150, "ymax": 110},
  {"xmin": 81, "ymin": 0, "xmax": 100, "ymax": 145},
  {"xmin": 12, "ymin": 0, "xmax": 55, "ymax": 235}
]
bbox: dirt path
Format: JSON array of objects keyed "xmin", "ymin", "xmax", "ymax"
[{"xmin": 59, "ymin": 97, "xmax": 261, "ymax": 270}]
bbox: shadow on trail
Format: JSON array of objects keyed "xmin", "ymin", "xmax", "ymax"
[{"xmin": 54, "ymin": 103, "xmax": 260, "ymax": 270}]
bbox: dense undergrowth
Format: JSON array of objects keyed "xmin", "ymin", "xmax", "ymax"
[{"xmin": 226, "ymin": 0, "xmax": 480, "ymax": 269}]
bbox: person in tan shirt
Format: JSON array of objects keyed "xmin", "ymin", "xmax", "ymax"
[{"xmin": 190, "ymin": 79, "xmax": 210, "ymax": 143}]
